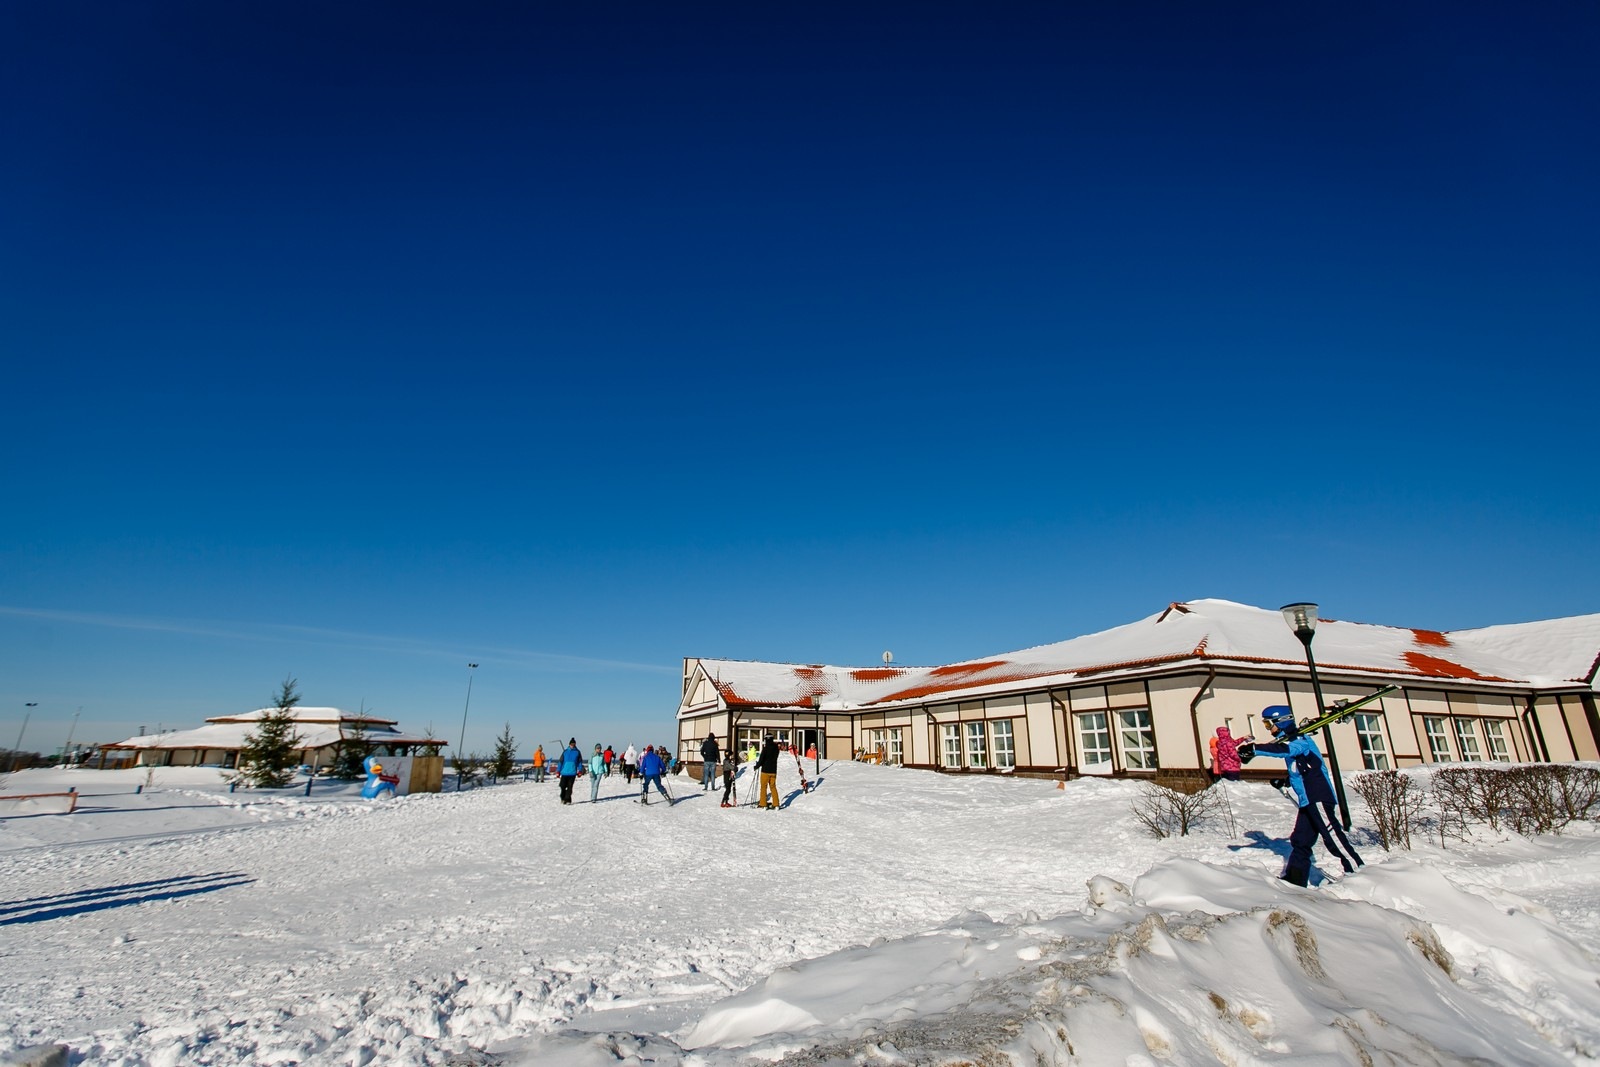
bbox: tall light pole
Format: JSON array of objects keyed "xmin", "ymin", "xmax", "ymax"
[
  {"xmin": 1280, "ymin": 602, "xmax": 1351, "ymax": 829},
  {"xmin": 810, "ymin": 694, "xmax": 822, "ymax": 776},
  {"xmin": 10, "ymin": 703, "xmax": 38, "ymax": 773},
  {"xmin": 457, "ymin": 663, "xmax": 479, "ymax": 790},
  {"xmin": 62, "ymin": 707, "xmax": 82, "ymax": 765}
]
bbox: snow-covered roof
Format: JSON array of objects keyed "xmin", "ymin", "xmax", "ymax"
[
  {"xmin": 209, "ymin": 706, "xmax": 398, "ymax": 726},
  {"xmin": 686, "ymin": 599, "xmax": 1600, "ymax": 714},
  {"xmin": 104, "ymin": 707, "xmax": 442, "ymax": 750}
]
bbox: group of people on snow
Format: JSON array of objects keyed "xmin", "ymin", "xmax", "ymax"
[{"xmin": 529, "ymin": 738, "xmax": 682, "ymax": 805}]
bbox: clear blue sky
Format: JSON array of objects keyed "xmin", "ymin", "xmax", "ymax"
[{"xmin": 4, "ymin": 3, "xmax": 1597, "ymax": 759}]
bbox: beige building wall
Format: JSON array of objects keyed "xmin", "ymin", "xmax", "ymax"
[{"xmin": 1148, "ymin": 676, "xmax": 1205, "ymax": 770}]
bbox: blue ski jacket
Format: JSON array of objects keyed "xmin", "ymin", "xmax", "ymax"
[
  {"xmin": 639, "ymin": 749, "xmax": 665, "ymax": 777},
  {"xmin": 558, "ymin": 746, "xmax": 583, "ymax": 776},
  {"xmin": 1254, "ymin": 733, "xmax": 1336, "ymax": 807}
]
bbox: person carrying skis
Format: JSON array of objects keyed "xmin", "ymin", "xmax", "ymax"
[
  {"xmin": 756, "ymin": 735, "xmax": 781, "ymax": 810},
  {"xmin": 638, "ymin": 744, "xmax": 671, "ymax": 805},
  {"xmin": 700, "ymin": 733, "xmax": 721, "ymax": 791},
  {"xmin": 557, "ymin": 738, "xmax": 583, "ymax": 805},
  {"xmin": 1248, "ymin": 705, "xmax": 1363, "ymax": 886}
]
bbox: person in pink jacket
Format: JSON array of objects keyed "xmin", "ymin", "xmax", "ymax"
[{"xmin": 1214, "ymin": 726, "xmax": 1242, "ymax": 781}]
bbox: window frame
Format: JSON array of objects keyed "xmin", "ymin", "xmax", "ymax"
[
  {"xmin": 1423, "ymin": 716, "xmax": 1454, "ymax": 762},
  {"xmin": 1076, "ymin": 710, "xmax": 1112, "ymax": 769},
  {"xmin": 1353, "ymin": 712, "xmax": 1390, "ymax": 771},
  {"xmin": 1117, "ymin": 708, "xmax": 1158, "ymax": 771},
  {"xmin": 940, "ymin": 723, "xmax": 963, "ymax": 768},
  {"xmin": 1482, "ymin": 719, "xmax": 1511, "ymax": 761},
  {"xmin": 990, "ymin": 719, "xmax": 1016, "ymax": 770}
]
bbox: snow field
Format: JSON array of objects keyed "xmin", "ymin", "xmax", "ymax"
[{"xmin": 2, "ymin": 760, "xmax": 1599, "ymax": 1065}]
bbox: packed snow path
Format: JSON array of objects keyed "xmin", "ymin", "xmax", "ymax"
[{"xmin": 2, "ymin": 761, "xmax": 1598, "ymax": 1065}]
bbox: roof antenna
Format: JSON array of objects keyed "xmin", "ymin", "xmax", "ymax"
[{"xmin": 882, "ymin": 651, "xmax": 893, "ymax": 665}]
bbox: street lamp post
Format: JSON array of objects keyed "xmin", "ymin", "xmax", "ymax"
[
  {"xmin": 810, "ymin": 695, "xmax": 822, "ymax": 776},
  {"xmin": 1280, "ymin": 602, "xmax": 1352, "ymax": 829},
  {"xmin": 9, "ymin": 703, "xmax": 38, "ymax": 771},
  {"xmin": 457, "ymin": 663, "xmax": 479, "ymax": 790}
]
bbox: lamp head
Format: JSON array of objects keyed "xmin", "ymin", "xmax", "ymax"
[{"xmin": 1279, "ymin": 602, "xmax": 1319, "ymax": 639}]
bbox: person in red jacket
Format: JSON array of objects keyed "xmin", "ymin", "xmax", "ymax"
[{"xmin": 603, "ymin": 745, "xmax": 615, "ymax": 776}]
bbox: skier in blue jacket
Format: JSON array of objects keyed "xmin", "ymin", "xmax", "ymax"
[
  {"xmin": 557, "ymin": 739, "xmax": 583, "ymax": 806},
  {"xmin": 638, "ymin": 745, "xmax": 672, "ymax": 805},
  {"xmin": 1249, "ymin": 705, "xmax": 1363, "ymax": 886}
]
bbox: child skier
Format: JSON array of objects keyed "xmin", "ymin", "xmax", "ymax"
[{"xmin": 1246, "ymin": 705, "xmax": 1364, "ymax": 886}]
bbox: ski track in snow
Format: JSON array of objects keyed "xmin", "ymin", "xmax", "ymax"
[{"xmin": 2, "ymin": 762, "xmax": 1598, "ymax": 1065}]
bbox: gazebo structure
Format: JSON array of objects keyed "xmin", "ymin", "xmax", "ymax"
[{"xmin": 97, "ymin": 706, "xmax": 446, "ymax": 773}]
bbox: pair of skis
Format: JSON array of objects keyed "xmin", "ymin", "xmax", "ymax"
[{"xmin": 1238, "ymin": 685, "xmax": 1399, "ymax": 762}]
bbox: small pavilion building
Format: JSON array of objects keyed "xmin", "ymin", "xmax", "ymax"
[{"xmin": 98, "ymin": 706, "xmax": 446, "ymax": 772}]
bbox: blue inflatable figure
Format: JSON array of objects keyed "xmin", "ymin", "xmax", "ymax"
[{"xmin": 361, "ymin": 755, "xmax": 399, "ymax": 799}]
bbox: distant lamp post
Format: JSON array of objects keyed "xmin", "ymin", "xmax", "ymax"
[
  {"xmin": 810, "ymin": 695, "xmax": 822, "ymax": 776},
  {"xmin": 457, "ymin": 663, "xmax": 479, "ymax": 790},
  {"xmin": 1279, "ymin": 602, "xmax": 1351, "ymax": 829},
  {"xmin": 10, "ymin": 703, "xmax": 37, "ymax": 772}
]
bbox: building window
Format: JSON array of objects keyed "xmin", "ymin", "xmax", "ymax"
[
  {"xmin": 1423, "ymin": 716, "xmax": 1453, "ymax": 762},
  {"xmin": 865, "ymin": 728, "xmax": 902, "ymax": 765},
  {"xmin": 1353, "ymin": 712, "xmax": 1390, "ymax": 770},
  {"xmin": 1118, "ymin": 708, "xmax": 1157, "ymax": 770},
  {"xmin": 1482, "ymin": 719, "xmax": 1510, "ymax": 761},
  {"xmin": 941, "ymin": 723, "xmax": 962, "ymax": 768},
  {"xmin": 1077, "ymin": 711, "xmax": 1112, "ymax": 768},
  {"xmin": 965, "ymin": 722, "xmax": 987, "ymax": 768},
  {"xmin": 990, "ymin": 720, "xmax": 1016, "ymax": 769},
  {"xmin": 1454, "ymin": 719, "xmax": 1482, "ymax": 761}
]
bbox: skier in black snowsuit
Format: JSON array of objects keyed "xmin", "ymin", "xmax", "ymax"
[{"xmin": 1248, "ymin": 705, "xmax": 1364, "ymax": 886}]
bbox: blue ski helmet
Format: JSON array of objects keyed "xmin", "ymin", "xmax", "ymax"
[{"xmin": 1261, "ymin": 705, "xmax": 1296, "ymax": 733}]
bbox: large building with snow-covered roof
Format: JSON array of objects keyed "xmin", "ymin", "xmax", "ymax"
[
  {"xmin": 675, "ymin": 599, "xmax": 1600, "ymax": 783},
  {"xmin": 98, "ymin": 706, "xmax": 446, "ymax": 771}
]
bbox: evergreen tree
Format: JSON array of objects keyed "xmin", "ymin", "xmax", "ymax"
[
  {"xmin": 234, "ymin": 676, "xmax": 305, "ymax": 788},
  {"xmin": 491, "ymin": 722, "xmax": 517, "ymax": 780}
]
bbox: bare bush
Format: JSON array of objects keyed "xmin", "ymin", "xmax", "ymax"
[
  {"xmin": 1131, "ymin": 782, "xmax": 1230, "ymax": 838},
  {"xmin": 1499, "ymin": 764, "xmax": 1600, "ymax": 835},
  {"xmin": 1351, "ymin": 770, "xmax": 1420, "ymax": 851},
  {"xmin": 1431, "ymin": 767, "xmax": 1476, "ymax": 846}
]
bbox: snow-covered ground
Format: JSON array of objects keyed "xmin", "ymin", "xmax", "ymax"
[{"xmin": 2, "ymin": 759, "xmax": 1597, "ymax": 1065}]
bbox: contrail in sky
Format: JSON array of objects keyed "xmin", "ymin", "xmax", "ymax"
[{"xmin": 0, "ymin": 605, "xmax": 672, "ymax": 674}]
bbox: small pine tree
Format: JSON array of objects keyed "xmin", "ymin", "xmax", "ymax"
[
  {"xmin": 234, "ymin": 676, "xmax": 305, "ymax": 788},
  {"xmin": 332, "ymin": 705, "xmax": 373, "ymax": 781},
  {"xmin": 491, "ymin": 722, "xmax": 517, "ymax": 780}
]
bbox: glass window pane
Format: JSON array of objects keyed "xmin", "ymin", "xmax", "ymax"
[
  {"xmin": 941, "ymin": 723, "xmax": 962, "ymax": 768},
  {"xmin": 1454, "ymin": 719, "xmax": 1482, "ymax": 761},
  {"xmin": 1118, "ymin": 708, "xmax": 1157, "ymax": 770},
  {"xmin": 1353, "ymin": 712, "xmax": 1390, "ymax": 771},
  {"xmin": 965, "ymin": 721, "xmax": 987, "ymax": 768},
  {"xmin": 1423, "ymin": 717, "xmax": 1453, "ymax": 763},
  {"xmin": 1078, "ymin": 712, "xmax": 1111, "ymax": 768},
  {"xmin": 1482, "ymin": 720, "xmax": 1510, "ymax": 761},
  {"xmin": 990, "ymin": 720, "xmax": 1016, "ymax": 769}
]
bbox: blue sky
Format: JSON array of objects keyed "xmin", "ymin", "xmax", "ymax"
[{"xmin": 3, "ymin": 3, "xmax": 1597, "ymax": 759}]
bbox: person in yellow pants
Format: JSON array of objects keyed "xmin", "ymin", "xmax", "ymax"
[{"xmin": 757, "ymin": 735, "xmax": 781, "ymax": 810}]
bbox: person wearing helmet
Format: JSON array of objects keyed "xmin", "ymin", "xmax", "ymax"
[{"xmin": 1248, "ymin": 705, "xmax": 1363, "ymax": 886}]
